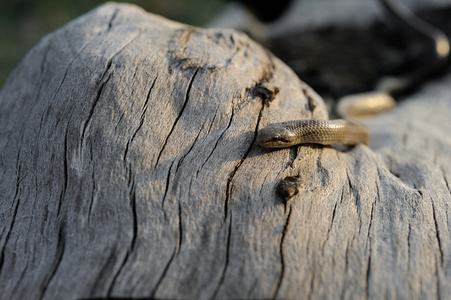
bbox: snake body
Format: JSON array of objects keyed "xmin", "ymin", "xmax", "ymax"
[
  {"xmin": 256, "ymin": 0, "xmax": 449, "ymax": 149},
  {"xmin": 256, "ymin": 119, "xmax": 369, "ymax": 148}
]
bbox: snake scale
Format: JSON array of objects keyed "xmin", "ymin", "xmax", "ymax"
[
  {"xmin": 257, "ymin": 0, "xmax": 449, "ymax": 148},
  {"xmin": 256, "ymin": 119, "xmax": 369, "ymax": 148}
]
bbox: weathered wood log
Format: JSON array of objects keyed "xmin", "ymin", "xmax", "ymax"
[{"xmin": 1, "ymin": 2, "xmax": 451, "ymax": 299}]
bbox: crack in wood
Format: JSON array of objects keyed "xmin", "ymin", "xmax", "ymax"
[
  {"xmin": 375, "ymin": 172, "xmax": 382, "ymax": 200},
  {"xmin": 161, "ymin": 160, "xmax": 175, "ymax": 220},
  {"xmin": 211, "ymin": 213, "xmax": 232, "ymax": 299},
  {"xmin": 11, "ymin": 262, "xmax": 29, "ymax": 296},
  {"xmin": 57, "ymin": 125, "xmax": 70, "ymax": 217},
  {"xmin": 365, "ymin": 200, "xmax": 376, "ymax": 300},
  {"xmin": 198, "ymin": 106, "xmax": 234, "ymax": 175},
  {"xmin": 88, "ymin": 166, "xmax": 97, "ymax": 223},
  {"xmin": 51, "ymin": 42, "xmax": 97, "ymax": 102},
  {"xmin": 223, "ymin": 99, "xmax": 264, "ymax": 222},
  {"xmin": 101, "ymin": 29, "xmax": 143, "ymax": 82},
  {"xmin": 83, "ymin": 29, "xmax": 142, "ymax": 149},
  {"xmin": 441, "ymin": 168, "xmax": 451, "ymax": 195},
  {"xmin": 150, "ymin": 247, "xmax": 177, "ymax": 298},
  {"xmin": 123, "ymin": 75, "xmax": 157, "ymax": 167},
  {"xmin": 272, "ymin": 204, "xmax": 293, "ymax": 298},
  {"xmin": 50, "ymin": 12, "xmax": 133, "ymax": 102},
  {"xmin": 107, "ymin": 8, "xmax": 120, "ymax": 30},
  {"xmin": 106, "ymin": 177, "xmax": 138, "ymax": 296},
  {"xmin": 435, "ymin": 264, "xmax": 441, "ymax": 300},
  {"xmin": 287, "ymin": 146, "xmax": 299, "ymax": 169},
  {"xmin": 38, "ymin": 224, "xmax": 66, "ymax": 300},
  {"xmin": 175, "ymin": 122, "xmax": 204, "ymax": 174},
  {"xmin": 129, "ymin": 189, "xmax": 138, "ymax": 255},
  {"xmin": 316, "ymin": 150, "xmax": 329, "ymax": 187},
  {"xmin": 407, "ymin": 223, "xmax": 412, "ymax": 274},
  {"xmin": 155, "ymin": 68, "xmax": 199, "ymax": 166},
  {"xmin": 39, "ymin": 41, "xmax": 51, "ymax": 75},
  {"xmin": 205, "ymin": 111, "xmax": 218, "ymax": 136},
  {"xmin": 302, "ymin": 87, "xmax": 317, "ymax": 114},
  {"xmin": 29, "ymin": 44, "xmax": 52, "ymax": 128},
  {"xmin": 431, "ymin": 199, "xmax": 444, "ymax": 268},
  {"xmin": 307, "ymin": 261, "xmax": 315, "ymax": 300},
  {"xmin": 106, "ymin": 250, "xmax": 129, "ymax": 296},
  {"xmin": 177, "ymin": 200, "xmax": 183, "ymax": 254},
  {"xmin": 321, "ymin": 200, "xmax": 338, "ymax": 253},
  {"xmin": 341, "ymin": 234, "xmax": 351, "ymax": 300},
  {"xmin": 346, "ymin": 169, "xmax": 362, "ymax": 231},
  {"xmin": 0, "ymin": 163, "xmax": 22, "ymax": 275},
  {"xmin": 81, "ymin": 70, "xmax": 113, "ymax": 145},
  {"xmin": 114, "ymin": 66, "xmax": 140, "ymax": 132},
  {"xmin": 90, "ymin": 250, "xmax": 118, "ymax": 296}
]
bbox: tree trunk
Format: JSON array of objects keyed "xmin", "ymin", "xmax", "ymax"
[{"xmin": 1, "ymin": 3, "xmax": 451, "ymax": 299}]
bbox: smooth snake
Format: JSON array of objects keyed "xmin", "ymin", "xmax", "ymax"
[{"xmin": 257, "ymin": 0, "xmax": 450, "ymax": 148}]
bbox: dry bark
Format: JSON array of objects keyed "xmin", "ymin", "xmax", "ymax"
[{"xmin": 1, "ymin": 3, "xmax": 451, "ymax": 299}]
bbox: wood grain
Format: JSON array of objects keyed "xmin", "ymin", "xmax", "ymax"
[{"xmin": 1, "ymin": 3, "xmax": 451, "ymax": 299}]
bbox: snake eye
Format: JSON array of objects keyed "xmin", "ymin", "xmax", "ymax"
[{"xmin": 268, "ymin": 136, "xmax": 290, "ymax": 144}]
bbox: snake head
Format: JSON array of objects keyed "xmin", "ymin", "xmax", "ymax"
[{"xmin": 256, "ymin": 124, "xmax": 296, "ymax": 148}]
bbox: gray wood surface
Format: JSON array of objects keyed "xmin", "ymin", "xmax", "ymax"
[{"xmin": 1, "ymin": 2, "xmax": 451, "ymax": 299}]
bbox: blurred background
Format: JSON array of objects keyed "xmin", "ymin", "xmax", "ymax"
[
  {"xmin": 0, "ymin": 0, "xmax": 225, "ymax": 87},
  {"xmin": 1, "ymin": 0, "xmax": 451, "ymax": 100}
]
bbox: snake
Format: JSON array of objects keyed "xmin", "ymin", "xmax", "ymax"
[
  {"xmin": 257, "ymin": 0, "xmax": 449, "ymax": 149},
  {"xmin": 256, "ymin": 119, "xmax": 369, "ymax": 148}
]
